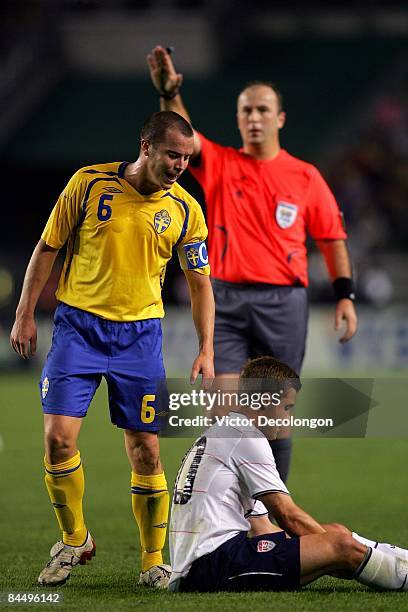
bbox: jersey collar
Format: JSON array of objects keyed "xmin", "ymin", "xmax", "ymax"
[
  {"xmin": 118, "ymin": 161, "xmax": 167, "ymax": 201},
  {"xmin": 238, "ymin": 148, "xmax": 286, "ymax": 163}
]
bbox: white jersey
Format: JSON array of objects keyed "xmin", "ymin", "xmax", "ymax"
[{"xmin": 169, "ymin": 413, "xmax": 289, "ymax": 587}]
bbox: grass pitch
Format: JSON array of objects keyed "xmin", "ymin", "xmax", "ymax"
[{"xmin": 0, "ymin": 372, "xmax": 407, "ymax": 611}]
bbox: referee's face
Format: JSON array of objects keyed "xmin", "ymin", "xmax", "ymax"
[
  {"xmin": 237, "ymin": 85, "xmax": 286, "ymax": 148},
  {"xmin": 145, "ymin": 128, "xmax": 194, "ymax": 190}
]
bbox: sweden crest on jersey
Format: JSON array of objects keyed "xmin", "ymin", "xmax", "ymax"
[
  {"xmin": 154, "ymin": 209, "xmax": 171, "ymax": 234},
  {"xmin": 276, "ymin": 201, "xmax": 298, "ymax": 229}
]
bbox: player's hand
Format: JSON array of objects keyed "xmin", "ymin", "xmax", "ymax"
[
  {"xmin": 335, "ymin": 299, "xmax": 357, "ymax": 343},
  {"xmin": 147, "ymin": 45, "xmax": 183, "ymax": 96},
  {"xmin": 190, "ymin": 351, "xmax": 215, "ymax": 389},
  {"xmin": 10, "ymin": 315, "xmax": 37, "ymax": 359}
]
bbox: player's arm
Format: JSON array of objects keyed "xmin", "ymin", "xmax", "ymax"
[
  {"xmin": 184, "ymin": 270, "xmax": 215, "ymax": 385},
  {"xmin": 315, "ymin": 239, "xmax": 357, "ymax": 344},
  {"xmin": 147, "ymin": 45, "xmax": 202, "ymax": 159},
  {"xmin": 259, "ymin": 491, "xmax": 326, "ymax": 537},
  {"xmin": 10, "ymin": 239, "xmax": 59, "ymax": 359}
]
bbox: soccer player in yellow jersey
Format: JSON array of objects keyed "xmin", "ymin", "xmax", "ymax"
[{"xmin": 10, "ymin": 111, "xmax": 215, "ymax": 589}]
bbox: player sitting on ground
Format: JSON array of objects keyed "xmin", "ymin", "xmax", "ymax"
[{"xmin": 169, "ymin": 356, "xmax": 408, "ymax": 593}]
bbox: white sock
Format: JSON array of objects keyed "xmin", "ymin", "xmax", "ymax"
[
  {"xmin": 352, "ymin": 532, "xmax": 408, "ymax": 561},
  {"xmin": 356, "ymin": 547, "xmax": 408, "ymax": 591}
]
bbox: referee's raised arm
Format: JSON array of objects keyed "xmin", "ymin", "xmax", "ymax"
[{"xmin": 147, "ymin": 45, "xmax": 202, "ymax": 159}]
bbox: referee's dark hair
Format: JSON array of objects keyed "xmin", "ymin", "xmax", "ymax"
[
  {"xmin": 239, "ymin": 81, "xmax": 284, "ymax": 113},
  {"xmin": 239, "ymin": 356, "xmax": 301, "ymax": 395},
  {"xmin": 141, "ymin": 111, "xmax": 193, "ymax": 146}
]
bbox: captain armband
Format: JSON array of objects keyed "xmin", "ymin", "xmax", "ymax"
[{"xmin": 178, "ymin": 240, "xmax": 209, "ymax": 270}]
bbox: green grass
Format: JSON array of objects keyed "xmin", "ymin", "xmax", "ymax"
[{"xmin": 0, "ymin": 372, "xmax": 407, "ymax": 611}]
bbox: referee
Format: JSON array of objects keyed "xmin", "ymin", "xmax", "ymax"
[{"xmin": 147, "ymin": 46, "xmax": 357, "ymax": 482}]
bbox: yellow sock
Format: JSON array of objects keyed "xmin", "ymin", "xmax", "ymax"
[
  {"xmin": 44, "ymin": 451, "xmax": 87, "ymax": 546},
  {"xmin": 131, "ymin": 471, "xmax": 169, "ymax": 572}
]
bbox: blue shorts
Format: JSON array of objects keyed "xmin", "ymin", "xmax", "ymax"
[
  {"xmin": 40, "ymin": 303, "xmax": 166, "ymax": 431},
  {"xmin": 177, "ymin": 531, "xmax": 300, "ymax": 592}
]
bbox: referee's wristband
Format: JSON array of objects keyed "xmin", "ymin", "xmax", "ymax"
[
  {"xmin": 159, "ymin": 88, "xmax": 180, "ymax": 100},
  {"xmin": 332, "ymin": 277, "xmax": 355, "ymax": 302}
]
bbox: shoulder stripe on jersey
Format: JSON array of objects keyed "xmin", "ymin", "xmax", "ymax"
[
  {"xmin": 118, "ymin": 161, "xmax": 129, "ymax": 178},
  {"xmin": 162, "ymin": 192, "xmax": 190, "ymax": 247},
  {"xmin": 83, "ymin": 169, "xmax": 118, "ymax": 176}
]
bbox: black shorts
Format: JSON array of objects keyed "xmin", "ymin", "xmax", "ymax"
[
  {"xmin": 177, "ymin": 531, "xmax": 300, "ymax": 592},
  {"xmin": 213, "ymin": 279, "xmax": 308, "ymax": 375}
]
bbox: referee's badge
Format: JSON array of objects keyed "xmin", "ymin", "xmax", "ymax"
[
  {"xmin": 154, "ymin": 209, "xmax": 171, "ymax": 234},
  {"xmin": 276, "ymin": 201, "xmax": 298, "ymax": 229},
  {"xmin": 42, "ymin": 377, "xmax": 49, "ymax": 399}
]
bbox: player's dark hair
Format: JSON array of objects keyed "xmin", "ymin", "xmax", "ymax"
[
  {"xmin": 239, "ymin": 356, "xmax": 301, "ymax": 394},
  {"xmin": 141, "ymin": 111, "xmax": 193, "ymax": 145},
  {"xmin": 239, "ymin": 81, "xmax": 284, "ymax": 112}
]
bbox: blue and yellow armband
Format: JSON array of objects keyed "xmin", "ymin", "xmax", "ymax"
[{"xmin": 178, "ymin": 240, "xmax": 209, "ymax": 270}]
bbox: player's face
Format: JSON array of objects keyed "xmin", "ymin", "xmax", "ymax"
[
  {"xmin": 144, "ymin": 128, "xmax": 194, "ymax": 190},
  {"xmin": 237, "ymin": 86, "xmax": 286, "ymax": 147},
  {"xmin": 258, "ymin": 386, "xmax": 297, "ymax": 440}
]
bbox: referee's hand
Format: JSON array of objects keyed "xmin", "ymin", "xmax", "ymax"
[
  {"xmin": 147, "ymin": 45, "xmax": 183, "ymax": 96},
  {"xmin": 335, "ymin": 299, "xmax": 358, "ymax": 343}
]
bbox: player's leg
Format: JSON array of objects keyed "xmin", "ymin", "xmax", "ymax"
[
  {"xmin": 38, "ymin": 304, "xmax": 104, "ymax": 585},
  {"xmin": 38, "ymin": 414, "xmax": 96, "ymax": 586},
  {"xmin": 124, "ymin": 430, "xmax": 170, "ymax": 586},
  {"xmin": 106, "ymin": 317, "xmax": 170, "ymax": 586},
  {"xmin": 352, "ymin": 531, "xmax": 408, "ymax": 561},
  {"xmin": 300, "ymin": 532, "xmax": 408, "ymax": 591},
  {"xmin": 299, "ymin": 532, "xmax": 366, "ymax": 585},
  {"xmin": 323, "ymin": 522, "xmax": 408, "ymax": 561},
  {"xmin": 250, "ymin": 286, "xmax": 308, "ymax": 483},
  {"xmin": 44, "ymin": 414, "xmax": 88, "ymax": 546}
]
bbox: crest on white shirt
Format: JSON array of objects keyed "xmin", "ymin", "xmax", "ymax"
[{"xmin": 276, "ymin": 201, "xmax": 298, "ymax": 229}]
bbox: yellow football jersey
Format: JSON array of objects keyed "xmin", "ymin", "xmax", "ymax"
[{"xmin": 42, "ymin": 162, "xmax": 210, "ymax": 321}]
